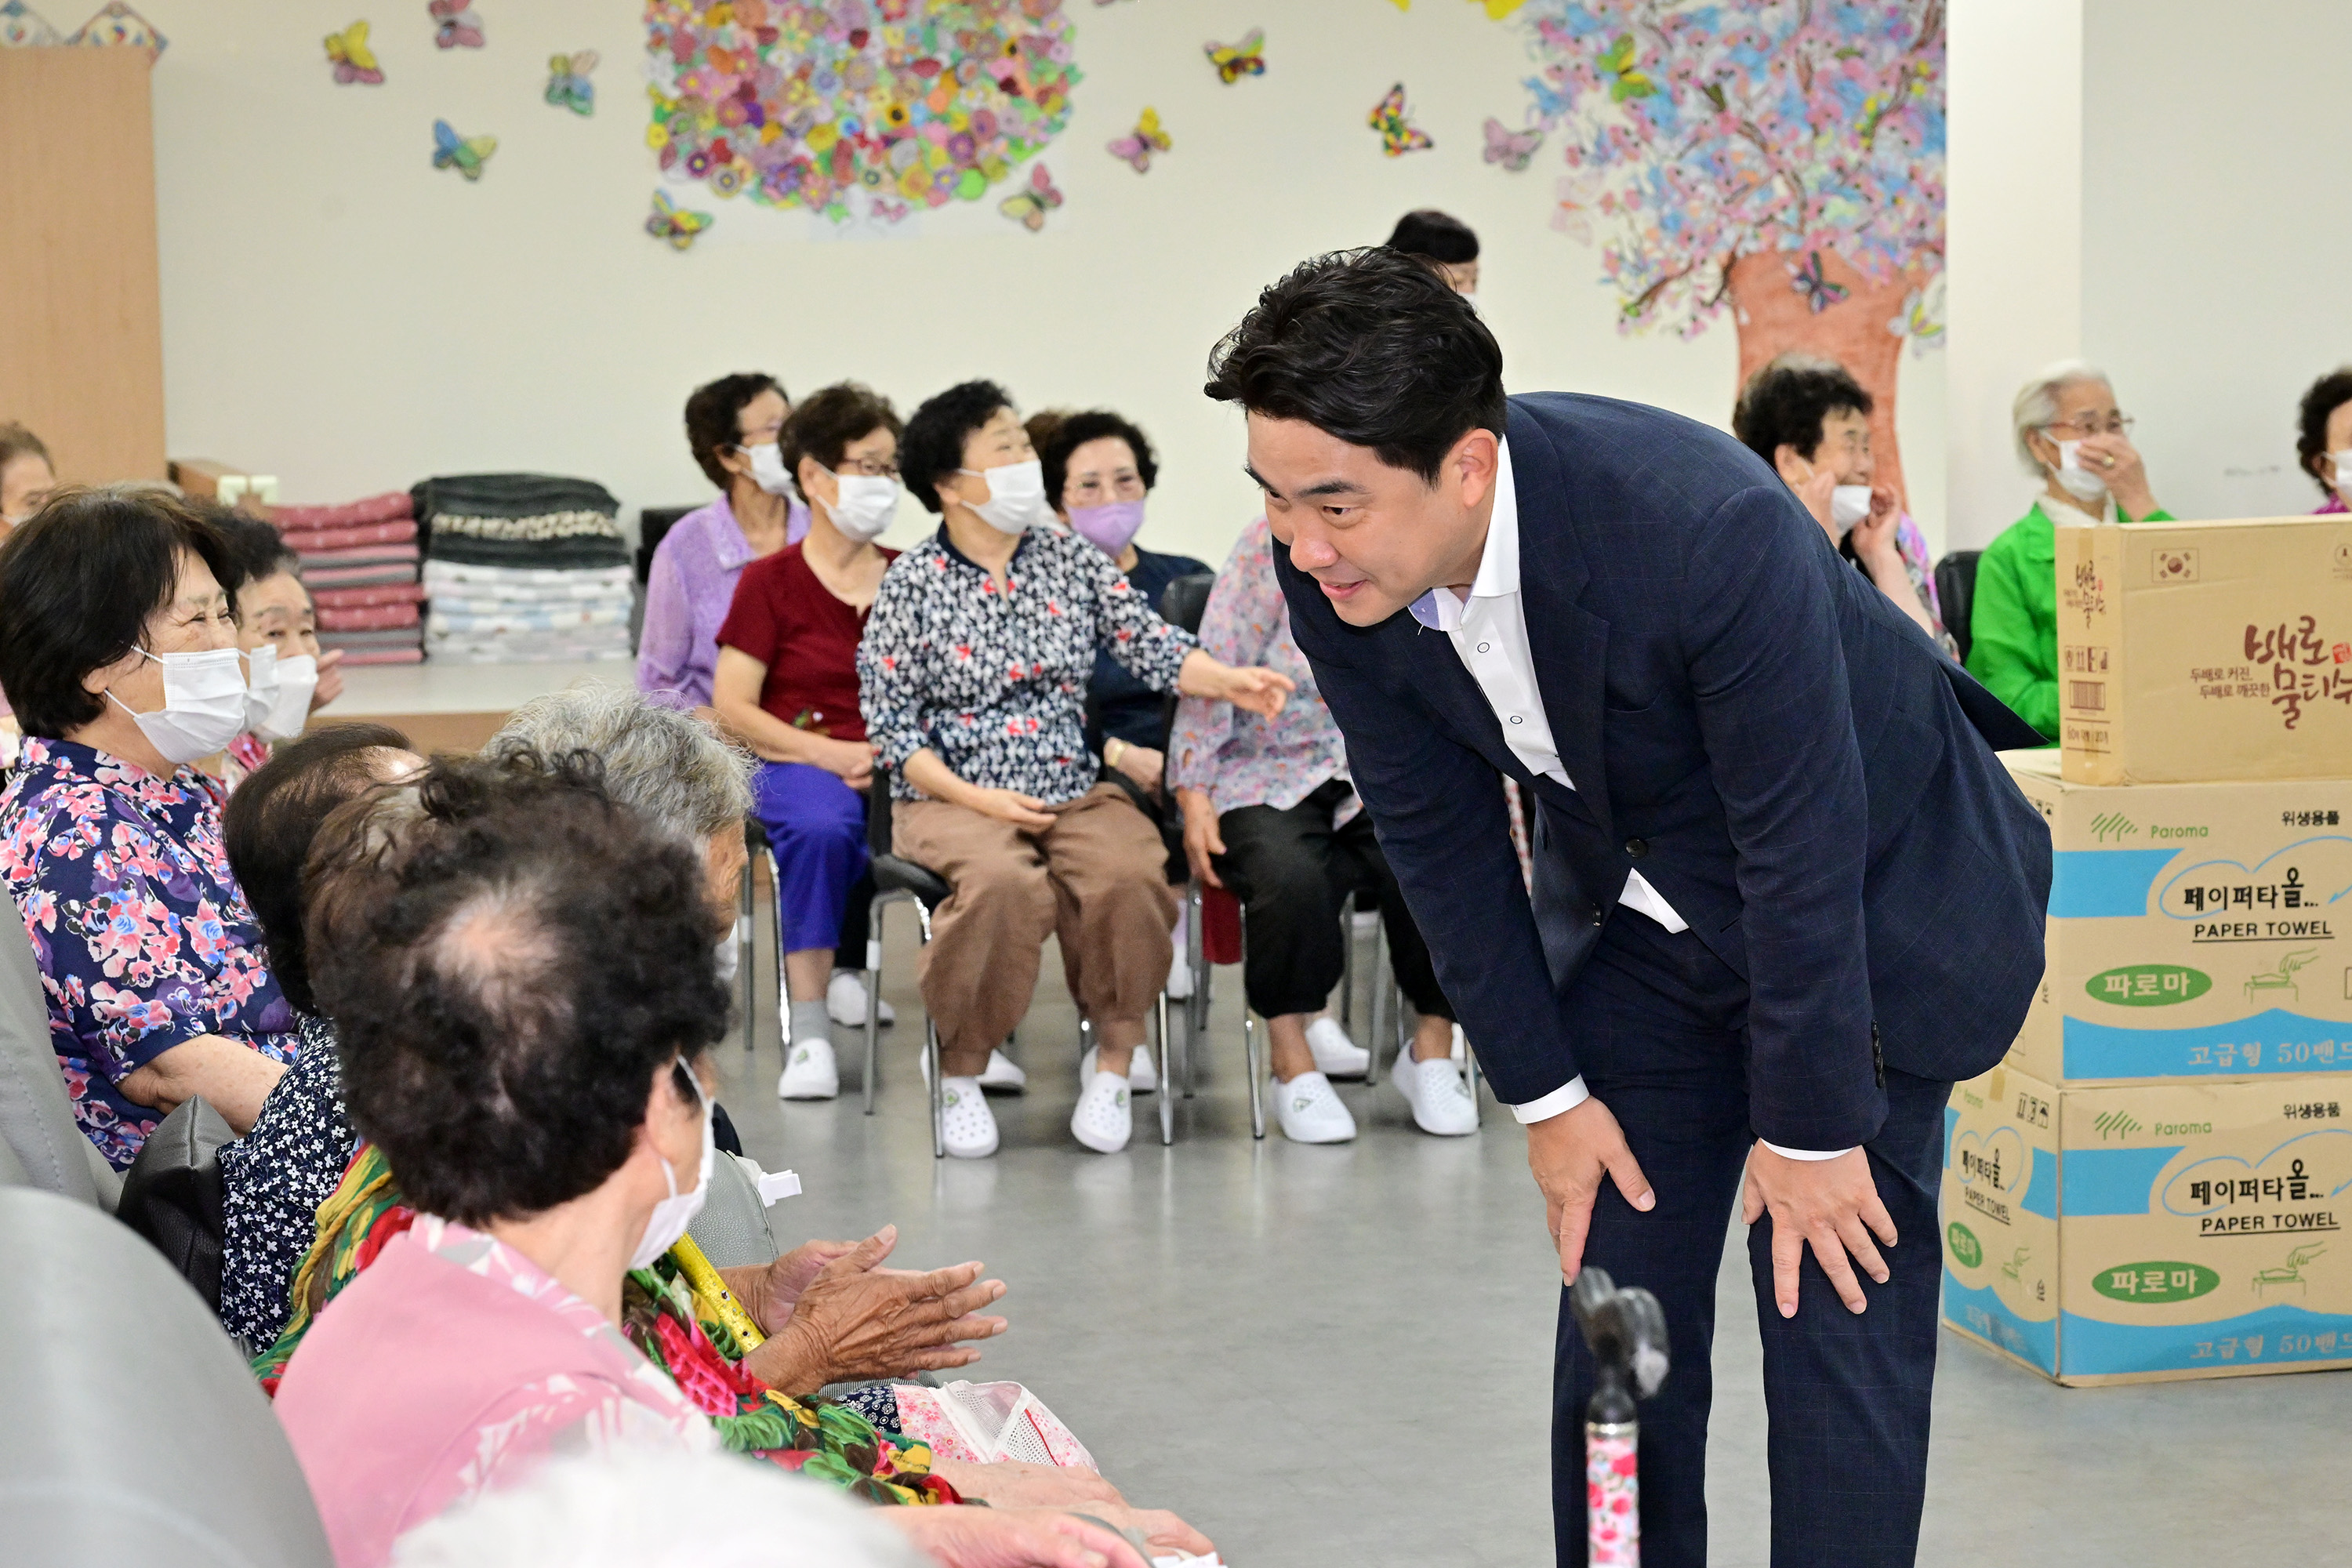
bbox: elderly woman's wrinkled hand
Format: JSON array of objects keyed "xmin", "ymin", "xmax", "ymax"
[
  {"xmin": 740, "ymin": 1225, "xmax": 1009, "ymax": 1393},
  {"xmin": 882, "ymin": 1504, "xmax": 1151, "ymax": 1568}
]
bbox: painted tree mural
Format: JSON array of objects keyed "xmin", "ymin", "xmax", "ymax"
[{"xmin": 1522, "ymin": 0, "xmax": 1945, "ymax": 504}]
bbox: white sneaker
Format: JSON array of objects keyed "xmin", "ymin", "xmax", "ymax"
[
  {"xmin": 1274, "ymin": 1070, "xmax": 1357, "ymax": 1144},
  {"xmin": 939, "ymin": 1076, "xmax": 999, "ymax": 1159},
  {"xmin": 976, "ymin": 1047, "xmax": 1027, "ymax": 1093},
  {"xmin": 1305, "ymin": 1016, "xmax": 1370, "ymax": 1079},
  {"xmin": 1450, "ymin": 1022, "xmax": 1467, "ymax": 1064},
  {"xmin": 827, "ymin": 969, "xmax": 895, "ymax": 1027},
  {"xmin": 1070, "ymin": 1070, "xmax": 1134, "ymax": 1153},
  {"xmin": 1397, "ymin": 1053, "xmax": 1479, "ymax": 1136},
  {"xmin": 1080, "ymin": 1044, "xmax": 1157, "ymax": 1094},
  {"xmin": 777, "ymin": 1036, "xmax": 839, "ymax": 1100}
]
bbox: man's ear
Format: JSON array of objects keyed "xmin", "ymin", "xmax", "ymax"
[{"xmin": 1448, "ymin": 426, "xmax": 1501, "ymax": 505}]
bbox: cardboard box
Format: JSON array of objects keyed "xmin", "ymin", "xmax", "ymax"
[
  {"xmin": 2056, "ymin": 515, "xmax": 2352, "ymax": 784},
  {"xmin": 2003, "ymin": 751, "xmax": 2352, "ymax": 1084},
  {"xmin": 1941, "ymin": 1063, "xmax": 2352, "ymax": 1385}
]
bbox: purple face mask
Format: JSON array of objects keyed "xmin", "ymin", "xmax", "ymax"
[{"xmin": 1067, "ymin": 499, "xmax": 1146, "ymax": 558}]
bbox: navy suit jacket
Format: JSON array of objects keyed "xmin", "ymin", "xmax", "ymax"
[{"xmin": 1279, "ymin": 394, "xmax": 2053, "ymax": 1149}]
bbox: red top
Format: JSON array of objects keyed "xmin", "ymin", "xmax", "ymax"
[{"xmin": 716, "ymin": 543, "xmax": 895, "ymax": 743}]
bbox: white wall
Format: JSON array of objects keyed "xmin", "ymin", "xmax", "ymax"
[
  {"xmin": 148, "ymin": 0, "xmax": 1944, "ymax": 565},
  {"xmin": 1944, "ymin": 0, "xmax": 2082, "ymax": 550},
  {"xmin": 2080, "ymin": 0, "xmax": 2352, "ymax": 522}
]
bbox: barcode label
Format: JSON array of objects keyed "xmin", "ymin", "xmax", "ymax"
[{"xmin": 2068, "ymin": 681, "xmax": 2107, "ymax": 711}]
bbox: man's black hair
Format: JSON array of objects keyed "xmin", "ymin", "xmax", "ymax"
[{"xmin": 1203, "ymin": 249, "xmax": 1506, "ymax": 485}]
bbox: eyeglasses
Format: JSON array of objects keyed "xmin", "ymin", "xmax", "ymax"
[
  {"xmin": 2041, "ymin": 414, "xmax": 2134, "ymax": 439},
  {"xmin": 837, "ymin": 456, "xmax": 900, "ymax": 478}
]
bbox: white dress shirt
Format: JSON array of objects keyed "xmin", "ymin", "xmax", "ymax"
[{"xmin": 1412, "ymin": 437, "xmax": 1847, "ymax": 1160}]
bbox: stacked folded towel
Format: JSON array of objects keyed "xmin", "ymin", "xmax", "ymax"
[
  {"xmin": 270, "ymin": 492, "xmax": 424, "ymax": 666},
  {"xmin": 412, "ymin": 474, "xmax": 632, "ymax": 664}
]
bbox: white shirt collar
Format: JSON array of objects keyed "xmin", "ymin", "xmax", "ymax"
[{"xmin": 1409, "ymin": 434, "xmax": 1515, "ymax": 632}]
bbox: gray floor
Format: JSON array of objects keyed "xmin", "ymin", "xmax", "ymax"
[{"xmin": 713, "ymin": 900, "xmax": 2351, "ymax": 1566}]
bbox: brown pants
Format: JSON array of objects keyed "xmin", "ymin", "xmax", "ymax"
[{"xmin": 892, "ymin": 783, "xmax": 1176, "ymax": 1065}]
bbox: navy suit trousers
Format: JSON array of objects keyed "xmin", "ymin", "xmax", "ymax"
[{"xmin": 1551, "ymin": 911, "xmax": 1947, "ymax": 1568}]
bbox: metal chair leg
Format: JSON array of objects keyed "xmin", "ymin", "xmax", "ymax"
[
  {"xmin": 739, "ymin": 852, "xmax": 756, "ymax": 1055},
  {"xmin": 1243, "ymin": 1012, "xmax": 1265, "ymax": 1139},
  {"xmin": 1156, "ymin": 990, "xmax": 1174, "ymax": 1145},
  {"xmin": 1183, "ymin": 885, "xmax": 1206, "ymax": 1098},
  {"xmin": 1339, "ymin": 895, "xmax": 1356, "ymax": 1033},
  {"xmin": 863, "ymin": 895, "xmax": 885, "ymax": 1116},
  {"xmin": 916, "ymin": 900, "xmax": 942, "ymax": 1157},
  {"xmin": 1365, "ymin": 916, "xmax": 1390, "ymax": 1086}
]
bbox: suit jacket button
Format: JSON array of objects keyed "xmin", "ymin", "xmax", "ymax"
[
  {"xmin": 1591, "ymin": 909, "xmax": 1604, "ymax": 927},
  {"xmin": 1624, "ymin": 837, "xmax": 1648, "ymax": 858}
]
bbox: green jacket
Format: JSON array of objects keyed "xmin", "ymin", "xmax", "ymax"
[{"xmin": 1964, "ymin": 499, "xmax": 2172, "ymax": 740}]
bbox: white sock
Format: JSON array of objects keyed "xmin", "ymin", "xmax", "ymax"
[{"xmin": 789, "ymin": 1000, "xmax": 830, "ymax": 1043}]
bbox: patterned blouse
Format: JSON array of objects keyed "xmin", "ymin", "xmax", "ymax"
[
  {"xmin": 217, "ymin": 1012, "xmax": 354, "ymax": 1351},
  {"xmin": 858, "ymin": 524, "xmax": 1196, "ymax": 805},
  {"xmin": 1167, "ymin": 517, "xmax": 1358, "ymax": 825},
  {"xmin": 0, "ymin": 738, "xmax": 298, "ymax": 1170}
]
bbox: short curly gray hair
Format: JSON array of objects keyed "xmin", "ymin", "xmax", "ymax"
[
  {"xmin": 2012, "ymin": 359, "xmax": 2112, "ymax": 477},
  {"xmin": 488, "ymin": 684, "xmax": 752, "ymax": 844}
]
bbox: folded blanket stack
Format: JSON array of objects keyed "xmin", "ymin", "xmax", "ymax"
[
  {"xmin": 412, "ymin": 474, "xmax": 632, "ymax": 664},
  {"xmin": 270, "ymin": 492, "xmax": 425, "ymax": 666}
]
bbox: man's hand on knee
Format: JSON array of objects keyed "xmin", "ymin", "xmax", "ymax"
[
  {"xmin": 1742, "ymin": 1145, "xmax": 1896, "ymax": 1318},
  {"xmin": 1525, "ymin": 1096, "xmax": 1653, "ymax": 1285}
]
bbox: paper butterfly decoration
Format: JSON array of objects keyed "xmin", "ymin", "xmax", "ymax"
[
  {"xmin": 868, "ymin": 198, "xmax": 911, "ymax": 225},
  {"xmin": 998, "ymin": 163, "xmax": 1063, "ymax": 232},
  {"xmin": 427, "ymin": 0, "xmax": 481, "ymax": 50},
  {"xmin": 1106, "ymin": 107, "xmax": 1170, "ymax": 174},
  {"xmin": 647, "ymin": 191, "xmax": 712, "ymax": 250},
  {"xmin": 1595, "ymin": 32, "xmax": 1656, "ymax": 103},
  {"xmin": 1890, "ymin": 288, "xmax": 1944, "ymax": 357},
  {"xmin": 1203, "ymin": 29, "xmax": 1265, "ymax": 85},
  {"xmin": 431, "ymin": 118, "xmax": 496, "ymax": 181},
  {"xmin": 1368, "ymin": 84, "xmax": 1432, "ymax": 158},
  {"xmin": 545, "ymin": 50, "xmax": 597, "ymax": 116},
  {"xmin": 1788, "ymin": 250, "xmax": 1849, "ymax": 314},
  {"xmin": 65, "ymin": 1, "xmax": 164, "ymax": 58},
  {"xmin": 325, "ymin": 21, "xmax": 383, "ymax": 85},
  {"xmin": 0, "ymin": 2, "xmax": 64, "ymax": 47},
  {"xmin": 1482, "ymin": 118, "xmax": 1542, "ymax": 172}
]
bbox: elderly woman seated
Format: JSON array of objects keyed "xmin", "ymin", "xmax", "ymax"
[
  {"xmin": 1967, "ymin": 361, "xmax": 2173, "ymax": 740},
  {"xmin": 212, "ymin": 510, "xmax": 347, "ymax": 788},
  {"xmin": 271, "ymin": 750, "xmax": 1206, "ymax": 1568},
  {"xmin": 0, "ymin": 488, "xmax": 296, "ymax": 1169},
  {"xmin": 2296, "ymin": 366, "xmax": 2352, "ymax": 515},
  {"xmin": 859, "ymin": 381, "xmax": 1293, "ymax": 1158}
]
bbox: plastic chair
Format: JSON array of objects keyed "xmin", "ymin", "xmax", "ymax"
[
  {"xmin": 0, "ymin": 908, "xmax": 119, "ymax": 1210},
  {"xmin": 858, "ymin": 765, "xmax": 955, "ymax": 1155},
  {"xmin": 1933, "ymin": 549, "xmax": 1982, "ymax": 663}
]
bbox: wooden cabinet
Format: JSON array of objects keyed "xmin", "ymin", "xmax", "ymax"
[{"xmin": 0, "ymin": 47, "xmax": 165, "ymax": 485}]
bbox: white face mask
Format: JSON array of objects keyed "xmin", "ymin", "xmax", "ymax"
[
  {"xmin": 256, "ymin": 653, "xmax": 318, "ymax": 742},
  {"xmin": 955, "ymin": 459, "xmax": 1051, "ymax": 536},
  {"xmin": 241, "ymin": 644, "xmax": 279, "ymax": 733},
  {"xmin": 825, "ymin": 470, "xmax": 902, "ymax": 543},
  {"xmin": 713, "ymin": 931, "xmax": 739, "ymax": 987},
  {"xmin": 743, "ymin": 442, "xmax": 795, "ymax": 497},
  {"xmin": 629, "ymin": 1055, "xmax": 714, "ymax": 1271},
  {"xmin": 1829, "ymin": 485, "xmax": 1872, "ymax": 535},
  {"xmin": 107, "ymin": 645, "xmax": 249, "ymax": 764},
  {"xmin": 2329, "ymin": 451, "xmax": 2352, "ymax": 504},
  {"xmin": 2050, "ymin": 439, "xmax": 2109, "ymax": 506}
]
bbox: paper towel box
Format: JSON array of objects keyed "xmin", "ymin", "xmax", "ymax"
[
  {"xmin": 2002, "ymin": 752, "xmax": 2351, "ymax": 1084},
  {"xmin": 2056, "ymin": 514, "xmax": 2352, "ymax": 784},
  {"xmin": 1942, "ymin": 1063, "xmax": 2352, "ymax": 1385}
]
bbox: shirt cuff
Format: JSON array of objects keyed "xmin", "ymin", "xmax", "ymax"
[
  {"xmin": 1510, "ymin": 1076, "xmax": 1590, "ymax": 1125},
  {"xmin": 1759, "ymin": 1141, "xmax": 1856, "ymax": 1160}
]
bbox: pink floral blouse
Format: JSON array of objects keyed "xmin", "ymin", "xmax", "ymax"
[
  {"xmin": 274, "ymin": 1214, "xmax": 716, "ymax": 1568},
  {"xmin": 1167, "ymin": 516, "xmax": 1358, "ymax": 825}
]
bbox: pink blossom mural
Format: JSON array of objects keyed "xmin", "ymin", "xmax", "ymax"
[{"xmin": 1523, "ymin": 1, "xmax": 1944, "ymax": 504}]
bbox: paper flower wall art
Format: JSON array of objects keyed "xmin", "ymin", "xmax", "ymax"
[
  {"xmin": 648, "ymin": 190, "xmax": 711, "ymax": 249},
  {"xmin": 428, "ymin": 0, "xmax": 481, "ymax": 49},
  {"xmin": 1368, "ymin": 83, "xmax": 1432, "ymax": 156},
  {"xmin": 1106, "ymin": 107, "xmax": 1167, "ymax": 173},
  {"xmin": 65, "ymin": 1, "xmax": 164, "ymax": 58},
  {"xmin": 998, "ymin": 162, "xmax": 1062, "ymax": 231},
  {"xmin": 431, "ymin": 118, "xmax": 496, "ymax": 180},
  {"xmin": 644, "ymin": 1, "xmax": 1084, "ymax": 227},
  {"xmin": 1203, "ymin": 28, "xmax": 1264, "ymax": 83},
  {"xmin": 1387, "ymin": 0, "xmax": 1527, "ymax": 15},
  {"xmin": 325, "ymin": 21, "xmax": 384, "ymax": 85},
  {"xmin": 546, "ymin": 50, "xmax": 597, "ymax": 115},
  {"xmin": 0, "ymin": 2, "xmax": 63, "ymax": 46},
  {"xmin": 1483, "ymin": 117, "xmax": 1541, "ymax": 170}
]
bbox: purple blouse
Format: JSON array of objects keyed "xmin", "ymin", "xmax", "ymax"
[
  {"xmin": 1167, "ymin": 516, "xmax": 1357, "ymax": 825},
  {"xmin": 634, "ymin": 492, "xmax": 808, "ymax": 709}
]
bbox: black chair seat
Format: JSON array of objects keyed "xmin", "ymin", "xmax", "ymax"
[
  {"xmin": 114, "ymin": 1095, "xmax": 233, "ymax": 1309},
  {"xmin": 870, "ymin": 852, "xmax": 951, "ymax": 909}
]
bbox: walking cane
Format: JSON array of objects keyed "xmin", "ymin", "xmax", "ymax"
[{"xmin": 1573, "ymin": 1267, "xmax": 1670, "ymax": 1568}]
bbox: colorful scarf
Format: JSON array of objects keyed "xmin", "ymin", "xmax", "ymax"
[{"xmin": 251, "ymin": 1142, "xmax": 956, "ymax": 1506}]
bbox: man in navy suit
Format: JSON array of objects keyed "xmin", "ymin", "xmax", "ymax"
[{"xmin": 1204, "ymin": 250, "xmax": 2051, "ymax": 1567}]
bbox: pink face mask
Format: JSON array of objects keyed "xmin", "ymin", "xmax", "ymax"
[{"xmin": 1067, "ymin": 499, "xmax": 1146, "ymax": 558}]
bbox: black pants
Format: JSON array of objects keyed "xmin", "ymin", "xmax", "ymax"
[
  {"xmin": 1552, "ymin": 909, "xmax": 1946, "ymax": 1568},
  {"xmin": 1211, "ymin": 780, "xmax": 1452, "ymax": 1022}
]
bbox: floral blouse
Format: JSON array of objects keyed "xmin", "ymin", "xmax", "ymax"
[
  {"xmin": 858, "ymin": 524, "xmax": 1196, "ymax": 805},
  {"xmin": 0, "ymin": 737, "xmax": 297, "ymax": 1169},
  {"xmin": 1167, "ymin": 517, "xmax": 1358, "ymax": 825},
  {"xmin": 218, "ymin": 1013, "xmax": 355, "ymax": 1352}
]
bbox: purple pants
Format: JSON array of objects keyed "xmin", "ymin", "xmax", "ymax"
[{"xmin": 750, "ymin": 761, "xmax": 871, "ymax": 956}]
